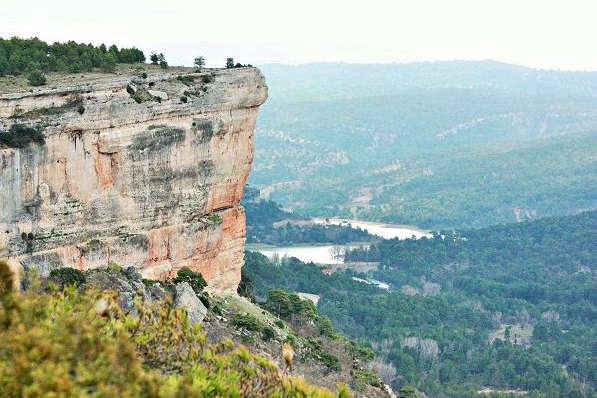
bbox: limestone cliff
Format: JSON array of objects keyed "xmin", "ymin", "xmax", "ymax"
[{"xmin": 0, "ymin": 67, "xmax": 267, "ymax": 292}]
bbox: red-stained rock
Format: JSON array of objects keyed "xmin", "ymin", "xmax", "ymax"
[{"xmin": 0, "ymin": 68, "xmax": 267, "ymax": 292}]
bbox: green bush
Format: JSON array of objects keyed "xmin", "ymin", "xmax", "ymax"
[
  {"xmin": 317, "ymin": 316, "xmax": 340, "ymax": 339},
  {"xmin": 77, "ymin": 105, "xmax": 85, "ymax": 114},
  {"xmin": 177, "ymin": 75, "xmax": 194, "ymax": 85},
  {"xmin": 353, "ymin": 369, "xmax": 382, "ymax": 391},
  {"xmin": 199, "ymin": 291, "xmax": 210, "ymax": 309},
  {"xmin": 398, "ymin": 386, "xmax": 419, "ymax": 398},
  {"xmin": 262, "ymin": 326, "xmax": 276, "ymax": 341},
  {"xmin": 231, "ymin": 313, "xmax": 263, "ymax": 332},
  {"xmin": 320, "ymin": 351, "xmax": 341, "ymax": 372},
  {"xmin": 172, "ymin": 267, "xmax": 207, "ymax": 295},
  {"xmin": 202, "ymin": 75, "xmax": 212, "ymax": 84},
  {"xmin": 27, "ymin": 69, "xmax": 46, "ymax": 86},
  {"xmin": 48, "ymin": 267, "xmax": 86, "ymax": 289},
  {"xmin": 0, "ymin": 124, "xmax": 45, "ymax": 149},
  {"xmin": 180, "ymin": 96, "xmax": 188, "ymax": 103}
]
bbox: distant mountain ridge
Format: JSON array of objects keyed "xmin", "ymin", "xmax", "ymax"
[
  {"xmin": 259, "ymin": 60, "xmax": 597, "ymax": 102},
  {"xmin": 251, "ymin": 61, "xmax": 597, "ymax": 229}
]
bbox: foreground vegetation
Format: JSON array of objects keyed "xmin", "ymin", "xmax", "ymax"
[
  {"xmin": 0, "ymin": 261, "xmax": 351, "ymax": 398},
  {"xmin": 245, "ymin": 210, "xmax": 597, "ymax": 398}
]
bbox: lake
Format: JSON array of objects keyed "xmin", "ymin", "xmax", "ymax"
[
  {"xmin": 246, "ymin": 243, "xmax": 363, "ymax": 265},
  {"xmin": 247, "ymin": 219, "xmax": 430, "ymax": 265},
  {"xmin": 313, "ymin": 218, "xmax": 432, "ymax": 240}
]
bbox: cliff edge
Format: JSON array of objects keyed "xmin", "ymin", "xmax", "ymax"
[{"xmin": 0, "ymin": 67, "xmax": 267, "ymax": 292}]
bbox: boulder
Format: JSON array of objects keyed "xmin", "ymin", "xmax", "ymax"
[
  {"xmin": 147, "ymin": 89, "xmax": 168, "ymax": 101},
  {"xmin": 174, "ymin": 282, "xmax": 207, "ymax": 325}
]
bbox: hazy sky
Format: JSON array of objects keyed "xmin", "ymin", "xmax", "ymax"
[{"xmin": 1, "ymin": 0, "xmax": 596, "ymax": 70}]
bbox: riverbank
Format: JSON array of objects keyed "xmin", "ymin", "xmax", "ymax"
[{"xmin": 313, "ymin": 218, "xmax": 432, "ymax": 239}]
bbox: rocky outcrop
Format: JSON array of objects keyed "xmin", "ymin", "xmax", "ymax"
[
  {"xmin": 0, "ymin": 67, "xmax": 267, "ymax": 292},
  {"xmin": 174, "ymin": 282, "xmax": 208, "ymax": 325}
]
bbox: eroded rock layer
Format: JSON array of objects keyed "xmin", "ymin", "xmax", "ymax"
[{"xmin": 0, "ymin": 67, "xmax": 267, "ymax": 292}]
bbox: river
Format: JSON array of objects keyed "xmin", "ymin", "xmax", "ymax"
[{"xmin": 247, "ymin": 219, "xmax": 431, "ymax": 265}]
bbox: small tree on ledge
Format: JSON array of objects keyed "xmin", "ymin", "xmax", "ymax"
[
  {"xmin": 157, "ymin": 53, "xmax": 168, "ymax": 69},
  {"xmin": 194, "ymin": 56, "xmax": 205, "ymax": 70},
  {"xmin": 226, "ymin": 57, "xmax": 234, "ymax": 68}
]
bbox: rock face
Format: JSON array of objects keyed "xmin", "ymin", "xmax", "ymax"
[
  {"xmin": 174, "ymin": 282, "xmax": 208, "ymax": 325},
  {"xmin": 0, "ymin": 68, "xmax": 267, "ymax": 292}
]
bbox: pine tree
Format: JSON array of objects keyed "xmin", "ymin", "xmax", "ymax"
[{"xmin": 194, "ymin": 56, "xmax": 205, "ymax": 69}]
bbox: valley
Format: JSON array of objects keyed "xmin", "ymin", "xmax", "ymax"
[
  {"xmin": 250, "ymin": 61, "xmax": 597, "ymax": 229},
  {"xmin": 243, "ymin": 210, "xmax": 597, "ymax": 398}
]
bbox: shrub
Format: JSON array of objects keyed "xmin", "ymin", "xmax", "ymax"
[
  {"xmin": 48, "ymin": 267, "xmax": 86, "ymax": 289},
  {"xmin": 27, "ymin": 69, "xmax": 46, "ymax": 86},
  {"xmin": 199, "ymin": 291, "xmax": 211, "ymax": 309},
  {"xmin": 157, "ymin": 53, "xmax": 168, "ymax": 69},
  {"xmin": 0, "ymin": 124, "xmax": 45, "ymax": 149},
  {"xmin": 262, "ymin": 326, "xmax": 276, "ymax": 341},
  {"xmin": 177, "ymin": 75, "xmax": 195, "ymax": 85},
  {"xmin": 226, "ymin": 58, "xmax": 234, "ymax": 68},
  {"xmin": 231, "ymin": 313, "xmax": 263, "ymax": 332},
  {"xmin": 320, "ymin": 351, "xmax": 341, "ymax": 372},
  {"xmin": 172, "ymin": 267, "xmax": 207, "ymax": 294},
  {"xmin": 345, "ymin": 341, "xmax": 375, "ymax": 361},
  {"xmin": 180, "ymin": 96, "xmax": 188, "ymax": 103},
  {"xmin": 77, "ymin": 105, "xmax": 85, "ymax": 114},
  {"xmin": 0, "ymin": 264, "xmax": 353, "ymax": 398},
  {"xmin": 207, "ymin": 214, "xmax": 222, "ymax": 224},
  {"xmin": 202, "ymin": 75, "xmax": 212, "ymax": 84},
  {"xmin": 398, "ymin": 386, "xmax": 419, "ymax": 398},
  {"xmin": 237, "ymin": 272, "xmax": 254, "ymax": 300},
  {"xmin": 318, "ymin": 315, "xmax": 339, "ymax": 339},
  {"xmin": 141, "ymin": 72, "xmax": 148, "ymax": 79},
  {"xmin": 353, "ymin": 369, "xmax": 382, "ymax": 391}
]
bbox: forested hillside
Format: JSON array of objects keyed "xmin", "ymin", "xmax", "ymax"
[
  {"xmin": 251, "ymin": 61, "xmax": 597, "ymax": 229},
  {"xmin": 243, "ymin": 187, "xmax": 375, "ymax": 245},
  {"xmin": 0, "ymin": 37, "xmax": 145, "ymax": 77},
  {"xmin": 244, "ymin": 210, "xmax": 597, "ymax": 398}
]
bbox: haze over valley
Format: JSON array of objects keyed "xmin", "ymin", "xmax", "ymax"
[{"xmin": 250, "ymin": 61, "xmax": 597, "ymax": 229}]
